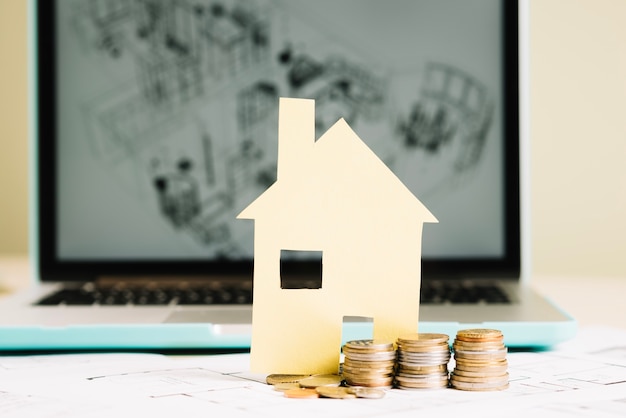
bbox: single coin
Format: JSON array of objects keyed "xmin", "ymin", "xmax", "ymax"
[
  {"xmin": 345, "ymin": 339, "xmax": 395, "ymax": 350},
  {"xmin": 397, "ymin": 333, "xmax": 449, "ymax": 345},
  {"xmin": 395, "ymin": 373, "xmax": 449, "ymax": 382},
  {"xmin": 396, "ymin": 364, "xmax": 448, "ymax": 373},
  {"xmin": 272, "ymin": 382, "xmax": 302, "ymax": 392},
  {"xmin": 343, "ymin": 346, "xmax": 397, "ymax": 355},
  {"xmin": 453, "ymin": 341, "xmax": 506, "ymax": 351},
  {"xmin": 344, "ymin": 377, "xmax": 394, "ymax": 387},
  {"xmin": 346, "ymin": 386, "xmax": 386, "ymax": 399},
  {"xmin": 454, "ymin": 351, "xmax": 507, "ymax": 361},
  {"xmin": 398, "ymin": 351, "xmax": 451, "ymax": 360},
  {"xmin": 456, "ymin": 329, "xmax": 503, "ymax": 342},
  {"xmin": 454, "ymin": 364, "xmax": 508, "ymax": 373},
  {"xmin": 400, "ymin": 353, "xmax": 448, "ymax": 360},
  {"xmin": 344, "ymin": 374, "xmax": 395, "ymax": 382},
  {"xmin": 395, "ymin": 380, "xmax": 449, "ymax": 389},
  {"xmin": 342, "ymin": 346, "xmax": 395, "ymax": 355},
  {"xmin": 450, "ymin": 372, "xmax": 509, "ymax": 383},
  {"xmin": 298, "ymin": 374, "xmax": 344, "ymax": 388},
  {"xmin": 315, "ymin": 386, "xmax": 357, "ymax": 399},
  {"xmin": 450, "ymin": 380, "xmax": 509, "ymax": 391},
  {"xmin": 342, "ymin": 365, "xmax": 395, "ymax": 375},
  {"xmin": 455, "ymin": 346, "xmax": 507, "ymax": 354},
  {"xmin": 397, "ymin": 359, "xmax": 450, "ymax": 367},
  {"xmin": 399, "ymin": 344, "xmax": 450, "ymax": 352},
  {"xmin": 266, "ymin": 374, "xmax": 311, "ymax": 385},
  {"xmin": 452, "ymin": 369, "xmax": 508, "ymax": 378},
  {"xmin": 454, "ymin": 357, "xmax": 506, "ymax": 364},
  {"xmin": 284, "ymin": 388, "xmax": 319, "ymax": 399},
  {"xmin": 343, "ymin": 359, "xmax": 396, "ymax": 368},
  {"xmin": 342, "ymin": 370, "xmax": 395, "ymax": 378},
  {"xmin": 343, "ymin": 352, "xmax": 397, "ymax": 362}
]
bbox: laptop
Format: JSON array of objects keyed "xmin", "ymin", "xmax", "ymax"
[{"xmin": 0, "ymin": 0, "xmax": 575, "ymax": 350}]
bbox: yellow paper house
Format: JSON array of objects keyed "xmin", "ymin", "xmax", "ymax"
[{"xmin": 237, "ymin": 98, "xmax": 437, "ymax": 374}]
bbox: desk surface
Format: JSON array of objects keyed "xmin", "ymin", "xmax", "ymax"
[
  {"xmin": 1, "ymin": 255, "xmax": 626, "ymax": 417},
  {"xmin": 2, "ymin": 255, "xmax": 625, "ymax": 330}
]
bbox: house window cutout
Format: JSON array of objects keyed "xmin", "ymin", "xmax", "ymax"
[{"xmin": 280, "ymin": 250, "xmax": 323, "ymax": 289}]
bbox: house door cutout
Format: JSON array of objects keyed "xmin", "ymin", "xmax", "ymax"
[{"xmin": 342, "ymin": 315, "xmax": 374, "ymax": 346}]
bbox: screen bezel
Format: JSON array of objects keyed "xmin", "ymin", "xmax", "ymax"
[{"xmin": 36, "ymin": 0, "xmax": 520, "ymax": 282}]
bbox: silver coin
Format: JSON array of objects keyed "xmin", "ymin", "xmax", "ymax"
[{"xmin": 346, "ymin": 386, "xmax": 387, "ymax": 399}]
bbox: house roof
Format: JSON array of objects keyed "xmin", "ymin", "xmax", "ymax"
[{"xmin": 237, "ymin": 115, "xmax": 437, "ymax": 225}]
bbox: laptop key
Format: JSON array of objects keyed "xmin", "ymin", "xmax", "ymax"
[{"xmin": 35, "ymin": 289, "xmax": 95, "ymax": 306}]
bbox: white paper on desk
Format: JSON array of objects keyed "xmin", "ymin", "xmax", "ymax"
[{"xmin": 0, "ymin": 327, "xmax": 625, "ymax": 418}]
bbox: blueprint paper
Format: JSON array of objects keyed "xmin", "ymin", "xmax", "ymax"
[{"xmin": 1, "ymin": 327, "xmax": 625, "ymax": 417}]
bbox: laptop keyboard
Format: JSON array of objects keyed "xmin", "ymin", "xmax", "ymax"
[
  {"xmin": 35, "ymin": 282, "xmax": 253, "ymax": 306},
  {"xmin": 420, "ymin": 282, "xmax": 510, "ymax": 304},
  {"xmin": 35, "ymin": 281, "xmax": 510, "ymax": 306}
]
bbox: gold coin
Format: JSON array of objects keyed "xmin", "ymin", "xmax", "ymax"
[
  {"xmin": 398, "ymin": 351, "xmax": 451, "ymax": 360},
  {"xmin": 454, "ymin": 357, "xmax": 508, "ymax": 365},
  {"xmin": 395, "ymin": 380, "xmax": 449, "ymax": 389},
  {"xmin": 315, "ymin": 386, "xmax": 357, "ymax": 399},
  {"xmin": 454, "ymin": 363, "xmax": 508, "ymax": 373},
  {"xmin": 343, "ymin": 369, "xmax": 395, "ymax": 377},
  {"xmin": 456, "ymin": 329, "xmax": 503, "ymax": 342},
  {"xmin": 343, "ymin": 358, "xmax": 396, "ymax": 367},
  {"xmin": 343, "ymin": 353, "xmax": 397, "ymax": 362},
  {"xmin": 454, "ymin": 369, "xmax": 507, "ymax": 379},
  {"xmin": 455, "ymin": 345, "xmax": 507, "ymax": 353},
  {"xmin": 454, "ymin": 350, "xmax": 507, "ymax": 361},
  {"xmin": 343, "ymin": 372, "xmax": 395, "ymax": 381},
  {"xmin": 266, "ymin": 374, "xmax": 311, "ymax": 385},
  {"xmin": 454, "ymin": 363, "xmax": 508, "ymax": 372},
  {"xmin": 450, "ymin": 372, "xmax": 509, "ymax": 383},
  {"xmin": 343, "ymin": 346, "xmax": 397, "ymax": 355},
  {"xmin": 453, "ymin": 341, "xmax": 506, "ymax": 351},
  {"xmin": 396, "ymin": 364, "xmax": 448, "ymax": 373},
  {"xmin": 345, "ymin": 377, "xmax": 394, "ymax": 387},
  {"xmin": 398, "ymin": 342, "xmax": 450, "ymax": 353},
  {"xmin": 345, "ymin": 339, "xmax": 395, "ymax": 350},
  {"xmin": 298, "ymin": 374, "xmax": 344, "ymax": 388},
  {"xmin": 342, "ymin": 364, "xmax": 395, "ymax": 373},
  {"xmin": 272, "ymin": 382, "xmax": 302, "ymax": 392},
  {"xmin": 342, "ymin": 346, "xmax": 395, "ymax": 355},
  {"xmin": 397, "ymin": 333, "xmax": 449, "ymax": 345},
  {"xmin": 450, "ymin": 380, "xmax": 509, "ymax": 391},
  {"xmin": 284, "ymin": 388, "xmax": 320, "ymax": 398},
  {"xmin": 346, "ymin": 386, "xmax": 386, "ymax": 399},
  {"xmin": 395, "ymin": 372, "xmax": 449, "ymax": 381}
]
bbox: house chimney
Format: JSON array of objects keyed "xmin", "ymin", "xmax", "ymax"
[{"xmin": 277, "ymin": 97, "xmax": 315, "ymax": 181}]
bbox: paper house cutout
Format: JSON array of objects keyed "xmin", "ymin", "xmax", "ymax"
[{"xmin": 237, "ymin": 98, "xmax": 437, "ymax": 374}]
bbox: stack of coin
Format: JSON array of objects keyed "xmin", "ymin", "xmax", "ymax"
[
  {"xmin": 394, "ymin": 333, "xmax": 451, "ymax": 389},
  {"xmin": 450, "ymin": 328, "xmax": 509, "ymax": 391},
  {"xmin": 341, "ymin": 339, "xmax": 396, "ymax": 388}
]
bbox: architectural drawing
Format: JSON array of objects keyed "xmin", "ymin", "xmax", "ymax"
[
  {"xmin": 64, "ymin": 0, "xmax": 496, "ymax": 257},
  {"xmin": 2, "ymin": 328, "xmax": 625, "ymax": 416},
  {"xmin": 398, "ymin": 62, "xmax": 493, "ymax": 172},
  {"xmin": 200, "ymin": 1, "xmax": 270, "ymax": 79},
  {"xmin": 153, "ymin": 158, "xmax": 200, "ymax": 228}
]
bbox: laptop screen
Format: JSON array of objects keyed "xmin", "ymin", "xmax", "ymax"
[{"xmin": 37, "ymin": 0, "xmax": 519, "ymax": 280}]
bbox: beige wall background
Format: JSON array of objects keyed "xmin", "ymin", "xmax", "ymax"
[
  {"xmin": 0, "ymin": 0, "xmax": 28, "ymax": 255},
  {"xmin": 0, "ymin": 0, "xmax": 624, "ymax": 276},
  {"xmin": 530, "ymin": 0, "xmax": 626, "ymax": 277}
]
